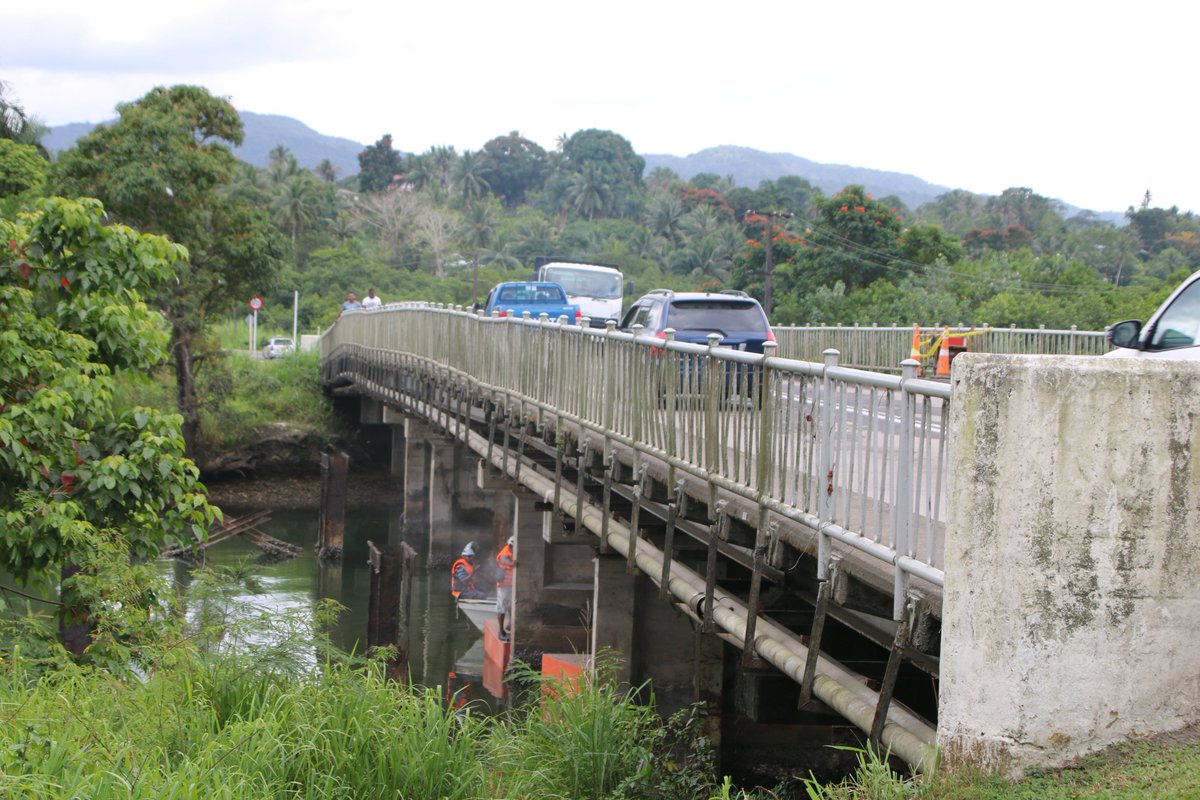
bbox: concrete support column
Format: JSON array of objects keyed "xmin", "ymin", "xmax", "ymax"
[
  {"xmin": 402, "ymin": 418, "xmax": 437, "ymax": 542},
  {"xmin": 427, "ymin": 439, "xmax": 458, "ymax": 564},
  {"xmin": 508, "ymin": 488, "xmax": 592, "ymax": 656},
  {"xmin": 592, "ymin": 553, "xmax": 636, "ymax": 686},
  {"xmin": 389, "ymin": 425, "xmax": 405, "ymax": 480},
  {"xmin": 940, "ymin": 355, "xmax": 1200, "ymax": 776},
  {"xmin": 695, "ymin": 631, "xmax": 725, "ymax": 774}
]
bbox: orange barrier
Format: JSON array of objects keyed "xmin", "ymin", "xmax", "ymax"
[
  {"xmin": 909, "ymin": 324, "xmax": 922, "ymax": 375},
  {"xmin": 936, "ymin": 326, "xmax": 952, "ymax": 376},
  {"xmin": 540, "ymin": 653, "xmax": 590, "ymax": 701},
  {"xmin": 482, "ymin": 619, "xmax": 510, "ymax": 698}
]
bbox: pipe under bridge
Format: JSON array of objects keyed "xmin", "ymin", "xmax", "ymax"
[{"xmin": 321, "ymin": 304, "xmax": 953, "ymax": 770}]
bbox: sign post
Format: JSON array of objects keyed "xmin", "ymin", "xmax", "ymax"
[{"xmin": 248, "ymin": 295, "xmax": 264, "ymax": 354}]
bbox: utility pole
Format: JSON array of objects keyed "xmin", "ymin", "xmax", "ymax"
[{"xmin": 746, "ymin": 209, "xmax": 794, "ymax": 317}]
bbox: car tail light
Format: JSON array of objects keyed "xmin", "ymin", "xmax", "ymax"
[
  {"xmin": 575, "ymin": 309, "xmax": 582, "ymax": 321},
  {"xmin": 498, "ymin": 309, "xmax": 508, "ymax": 318},
  {"xmin": 766, "ymin": 330, "xmax": 776, "ymax": 343},
  {"xmin": 650, "ymin": 329, "xmax": 666, "ymax": 358}
]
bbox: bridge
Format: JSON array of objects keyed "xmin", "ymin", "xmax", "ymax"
[{"xmin": 319, "ymin": 305, "xmax": 1199, "ymax": 778}]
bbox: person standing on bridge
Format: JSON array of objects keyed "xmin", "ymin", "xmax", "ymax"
[
  {"xmin": 496, "ymin": 535, "xmax": 516, "ymax": 641},
  {"xmin": 451, "ymin": 542, "xmax": 485, "ymax": 600},
  {"xmin": 341, "ymin": 291, "xmax": 361, "ymax": 312},
  {"xmin": 361, "ymin": 288, "xmax": 382, "ymax": 309}
]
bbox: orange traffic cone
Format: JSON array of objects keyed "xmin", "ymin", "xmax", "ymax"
[
  {"xmin": 936, "ymin": 326, "xmax": 951, "ymax": 377},
  {"xmin": 909, "ymin": 324, "xmax": 922, "ymax": 375}
]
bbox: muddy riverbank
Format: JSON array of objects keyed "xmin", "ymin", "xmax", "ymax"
[{"xmin": 203, "ymin": 470, "xmax": 399, "ymax": 511}]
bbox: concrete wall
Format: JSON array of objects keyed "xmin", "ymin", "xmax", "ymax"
[{"xmin": 939, "ymin": 354, "xmax": 1200, "ymax": 775}]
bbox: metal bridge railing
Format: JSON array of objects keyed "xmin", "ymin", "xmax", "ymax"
[
  {"xmin": 773, "ymin": 323, "xmax": 1108, "ymax": 371},
  {"xmin": 323, "ymin": 306, "xmax": 951, "ymax": 617}
]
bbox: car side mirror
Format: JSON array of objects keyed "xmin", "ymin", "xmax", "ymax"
[
  {"xmin": 625, "ymin": 280, "xmax": 634, "ymax": 296},
  {"xmin": 1107, "ymin": 319, "xmax": 1143, "ymax": 349}
]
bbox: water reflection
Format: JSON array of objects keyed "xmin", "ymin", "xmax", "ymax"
[{"xmin": 157, "ymin": 502, "xmax": 489, "ymax": 700}]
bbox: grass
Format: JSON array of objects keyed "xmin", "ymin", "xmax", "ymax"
[
  {"xmin": 798, "ymin": 734, "xmax": 1200, "ymax": 800},
  {"xmin": 113, "ymin": 348, "xmax": 344, "ymax": 455}
]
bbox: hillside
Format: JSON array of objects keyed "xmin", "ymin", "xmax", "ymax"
[
  {"xmin": 42, "ymin": 110, "xmax": 363, "ymax": 177},
  {"xmin": 42, "ymin": 112, "xmax": 1119, "ymax": 219},
  {"xmin": 642, "ymin": 145, "xmax": 956, "ymax": 210}
]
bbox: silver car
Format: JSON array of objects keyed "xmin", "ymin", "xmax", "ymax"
[
  {"xmin": 262, "ymin": 337, "xmax": 295, "ymax": 359},
  {"xmin": 1106, "ymin": 269, "xmax": 1200, "ymax": 360}
]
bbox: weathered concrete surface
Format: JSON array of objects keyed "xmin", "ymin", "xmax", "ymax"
[{"xmin": 939, "ymin": 354, "xmax": 1200, "ymax": 776}]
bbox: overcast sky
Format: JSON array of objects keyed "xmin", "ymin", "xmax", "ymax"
[{"xmin": 3, "ymin": 1, "xmax": 1195, "ymax": 214}]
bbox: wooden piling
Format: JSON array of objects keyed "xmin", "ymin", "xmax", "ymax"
[
  {"xmin": 366, "ymin": 540, "xmax": 418, "ymax": 684},
  {"xmin": 317, "ymin": 451, "xmax": 348, "ymax": 560}
]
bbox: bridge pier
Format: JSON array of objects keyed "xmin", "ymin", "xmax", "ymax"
[
  {"xmin": 401, "ymin": 417, "xmax": 436, "ymax": 541},
  {"xmin": 511, "ymin": 491, "xmax": 591, "ymax": 655}
]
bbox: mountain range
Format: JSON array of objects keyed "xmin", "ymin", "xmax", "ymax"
[{"xmin": 43, "ymin": 112, "xmax": 1112, "ymax": 217}]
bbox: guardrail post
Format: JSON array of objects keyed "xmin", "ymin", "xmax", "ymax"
[
  {"xmin": 659, "ymin": 477, "xmax": 686, "ymax": 602},
  {"xmin": 817, "ymin": 348, "xmax": 839, "ymax": 580},
  {"xmin": 894, "ymin": 358, "xmax": 920, "ymax": 620},
  {"xmin": 705, "ymin": 332, "xmax": 723, "ymax": 514},
  {"xmin": 742, "ymin": 341, "xmax": 777, "ymax": 667}
]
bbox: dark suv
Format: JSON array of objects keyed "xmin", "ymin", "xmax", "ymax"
[
  {"xmin": 618, "ymin": 289, "xmax": 775, "ymax": 351},
  {"xmin": 619, "ymin": 290, "xmax": 774, "ymax": 406}
]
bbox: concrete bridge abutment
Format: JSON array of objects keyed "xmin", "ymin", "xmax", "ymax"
[{"xmin": 940, "ymin": 355, "xmax": 1200, "ymax": 777}]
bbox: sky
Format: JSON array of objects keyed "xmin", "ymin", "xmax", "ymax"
[{"xmin": 2, "ymin": 0, "xmax": 1196, "ymax": 214}]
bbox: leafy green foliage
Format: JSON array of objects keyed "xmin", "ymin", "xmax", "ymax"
[
  {"xmin": 49, "ymin": 85, "xmax": 287, "ymax": 457},
  {"xmin": 0, "ymin": 139, "xmax": 46, "ymax": 199},
  {"xmin": 0, "ymin": 197, "xmax": 216, "ymax": 589}
]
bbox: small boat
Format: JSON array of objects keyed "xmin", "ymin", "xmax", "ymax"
[{"xmin": 456, "ymin": 596, "xmax": 497, "ymax": 631}]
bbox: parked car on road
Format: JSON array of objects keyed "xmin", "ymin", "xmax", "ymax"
[
  {"xmin": 262, "ymin": 337, "xmax": 295, "ymax": 359},
  {"xmin": 1107, "ymin": 269, "xmax": 1200, "ymax": 360}
]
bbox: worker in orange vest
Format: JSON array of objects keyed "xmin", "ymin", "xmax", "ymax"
[
  {"xmin": 451, "ymin": 542, "xmax": 485, "ymax": 600},
  {"xmin": 496, "ymin": 535, "xmax": 516, "ymax": 641}
]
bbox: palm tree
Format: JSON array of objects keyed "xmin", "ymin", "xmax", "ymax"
[
  {"xmin": 271, "ymin": 175, "xmax": 320, "ymax": 251},
  {"xmin": 462, "ymin": 200, "xmax": 499, "ymax": 303},
  {"xmin": 454, "ymin": 150, "xmax": 491, "ymax": 202},
  {"xmin": 672, "ymin": 236, "xmax": 732, "ymax": 283},
  {"xmin": 569, "ymin": 165, "xmax": 611, "ymax": 221},
  {"xmin": 428, "ymin": 145, "xmax": 458, "ymax": 191},
  {"xmin": 646, "ymin": 195, "xmax": 686, "ymax": 246},
  {"xmin": 316, "ymin": 159, "xmax": 340, "ymax": 183},
  {"xmin": 268, "ymin": 145, "xmax": 298, "ymax": 184},
  {"xmin": 0, "ymin": 81, "xmax": 49, "ymax": 158}
]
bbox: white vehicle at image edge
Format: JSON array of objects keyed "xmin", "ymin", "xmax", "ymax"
[
  {"xmin": 262, "ymin": 337, "xmax": 295, "ymax": 359},
  {"xmin": 1105, "ymin": 268, "xmax": 1200, "ymax": 360}
]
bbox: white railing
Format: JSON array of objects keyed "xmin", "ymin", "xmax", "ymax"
[
  {"xmin": 323, "ymin": 306, "xmax": 951, "ymax": 616},
  {"xmin": 773, "ymin": 323, "xmax": 1108, "ymax": 371}
]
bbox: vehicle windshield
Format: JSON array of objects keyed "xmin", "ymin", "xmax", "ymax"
[
  {"xmin": 543, "ymin": 267, "xmax": 622, "ymax": 299},
  {"xmin": 1149, "ymin": 279, "xmax": 1200, "ymax": 349},
  {"xmin": 667, "ymin": 301, "xmax": 768, "ymax": 332}
]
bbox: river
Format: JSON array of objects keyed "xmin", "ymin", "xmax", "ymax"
[{"xmin": 156, "ymin": 495, "xmax": 495, "ymax": 707}]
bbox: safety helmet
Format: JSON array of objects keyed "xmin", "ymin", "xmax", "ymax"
[
  {"xmin": 507, "ymin": 536, "xmax": 515, "ymax": 548},
  {"xmin": 462, "ymin": 542, "xmax": 476, "ymax": 557}
]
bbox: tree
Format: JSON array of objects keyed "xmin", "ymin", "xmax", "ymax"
[
  {"xmin": 557, "ymin": 129, "xmax": 644, "ymax": 220},
  {"xmin": 0, "ymin": 81, "xmax": 49, "ymax": 158},
  {"xmin": 479, "ymin": 132, "xmax": 548, "ymax": 207},
  {"xmin": 315, "ymin": 159, "xmax": 340, "ymax": 183},
  {"xmin": 462, "ymin": 199, "xmax": 500, "ymax": 303},
  {"xmin": 357, "ymin": 134, "xmax": 403, "ymax": 192},
  {"xmin": 0, "ymin": 139, "xmax": 46, "ymax": 199},
  {"xmin": 272, "ymin": 173, "xmax": 321, "ymax": 250},
  {"xmin": 453, "ymin": 150, "xmax": 490, "ymax": 202},
  {"xmin": 1, "ymin": 197, "xmax": 216, "ymax": 654},
  {"xmin": 49, "ymin": 85, "xmax": 287, "ymax": 459}
]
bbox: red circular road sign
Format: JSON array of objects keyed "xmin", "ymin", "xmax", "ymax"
[{"xmin": 248, "ymin": 295, "xmax": 264, "ymax": 311}]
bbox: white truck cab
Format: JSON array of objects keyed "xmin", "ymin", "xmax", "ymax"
[
  {"xmin": 534, "ymin": 260, "xmax": 628, "ymax": 326},
  {"xmin": 1106, "ymin": 269, "xmax": 1200, "ymax": 360}
]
